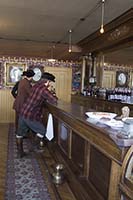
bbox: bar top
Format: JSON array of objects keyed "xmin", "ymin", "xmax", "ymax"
[{"xmin": 46, "ymin": 100, "xmax": 133, "ymax": 148}]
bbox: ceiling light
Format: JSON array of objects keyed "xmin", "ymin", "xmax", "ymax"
[
  {"xmin": 68, "ymin": 29, "xmax": 72, "ymax": 53},
  {"xmin": 100, "ymin": 0, "xmax": 105, "ymax": 34},
  {"xmin": 100, "ymin": 25, "xmax": 104, "ymax": 34},
  {"xmin": 47, "ymin": 45, "xmax": 57, "ymax": 62},
  {"xmin": 47, "ymin": 58, "xmax": 56, "ymax": 62}
]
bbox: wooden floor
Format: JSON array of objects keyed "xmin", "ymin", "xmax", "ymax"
[
  {"xmin": 0, "ymin": 124, "xmax": 9, "ymax": 200},
  {"xmin": 0, "ymin": 124, "xmax": 77, "ymax": 200}
]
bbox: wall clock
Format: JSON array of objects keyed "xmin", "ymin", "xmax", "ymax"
[
  {"xmin": 116, "ymin": 71, "xmax": 128, "ymax": 87},
  {"xmin": 33, "ymin": 67, "xmax": 42, "ymax": 82}
]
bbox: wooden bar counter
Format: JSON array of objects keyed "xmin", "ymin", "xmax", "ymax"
[
  {"xmin": 44, "ymin": 100, "xmax": 133, "ymax": 200},
  {"xmin": 71, "ymin": 94, "xmax": 133, "ymax": 116}
]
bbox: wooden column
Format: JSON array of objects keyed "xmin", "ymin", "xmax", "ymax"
[{"xmin": 81, "ymin": 56, "xmax": 86, "ymax": 93}]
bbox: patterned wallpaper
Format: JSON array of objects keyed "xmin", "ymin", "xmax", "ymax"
[
  {"xmin": 0, "ymin": 62, "xmax": 5, "ymax": 88},
  {"xmin": 0, "ymin": 56, "xmax": 81, "ymax": 91}
]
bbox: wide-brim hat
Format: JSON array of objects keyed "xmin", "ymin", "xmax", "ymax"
[
  {"xmin": 42, "ymin": 72, "xmax": 55, "ymax": 82},
  {"xmin": 22, "ymin": 70, "xmax": 35, "ymax": 77},
  {"xmin": 21, "ymin": 71, "xmax": 27, "ymax": 76}
]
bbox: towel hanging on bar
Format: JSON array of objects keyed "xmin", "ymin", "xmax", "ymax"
[{"xmin": 45, "ymin": 113, "xmax": 54, "ymax": 141}]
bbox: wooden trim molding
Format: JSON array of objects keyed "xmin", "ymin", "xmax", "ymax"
[{"xmin": 78, "ymin": 8, "xmax": 133, "ymax": 54}]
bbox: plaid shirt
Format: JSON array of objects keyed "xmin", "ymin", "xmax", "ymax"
[{"xmin": 21, "ymin": 80, "xmax": 58, "ymax": 121}]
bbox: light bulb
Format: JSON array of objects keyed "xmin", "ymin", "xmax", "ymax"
[
  {"xmin": 68, "ymin": 48, "xmax": 72, "ymax": 53},
  {"xmin": 100, "ymin": 25, "xmax": 104, "ymax": 34}
]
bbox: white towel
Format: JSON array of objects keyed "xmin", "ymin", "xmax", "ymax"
[{"xmin": 45, "ymin": 113, "xmax": 54, "ymax": 141}]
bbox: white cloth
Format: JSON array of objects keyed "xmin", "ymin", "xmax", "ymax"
[{"xmin": 45, "ymin": 113, "xmax": 54, "ymax": 141}]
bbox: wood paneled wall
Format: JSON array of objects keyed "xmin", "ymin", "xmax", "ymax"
[
  {"xmin": 45, "ymin": 67, "xmax": 72, "ymax": 102},
  {"xmin": 102, "ymin": 71, "xmax": 116, "ymax": 88},
  {"xmin": 0, "ymin": 89, "xmax": 15, "ymax": 123},
  {"xmin": 102, "ymin": 71, "xmax": 133, "ymax": 88}
]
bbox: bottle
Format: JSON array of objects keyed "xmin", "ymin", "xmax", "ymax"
[{"xmin": 83, "ymin": 89, "xmax": 87, "ymax": 96}]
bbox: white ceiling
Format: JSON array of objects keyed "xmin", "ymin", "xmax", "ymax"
[{"xmin": 0, "ymin": 0, "xmax": 132, "ymax": 60}]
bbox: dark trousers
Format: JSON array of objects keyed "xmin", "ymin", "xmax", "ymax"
[{"xmin": 15, "ymin": 111, "xmax": 19, "ymax": 132}]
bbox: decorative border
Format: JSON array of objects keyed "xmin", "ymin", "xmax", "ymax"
[{"xmin": 0, "ymin": 57, "xmax": 81, "ymax": 90}]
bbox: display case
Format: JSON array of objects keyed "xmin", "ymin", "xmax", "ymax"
[{"xmin": 119, "ymin": 146, "xmax": 133, "ymax": 200}]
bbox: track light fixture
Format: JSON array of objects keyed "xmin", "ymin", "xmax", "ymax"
[{"xmin": 100, "ymin": 0, "xmax": 105, "ymax": 34}]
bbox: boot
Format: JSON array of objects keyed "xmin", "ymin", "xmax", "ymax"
[
  {"xmin": 16, "ymin": 137, "xmax": 26, "ymax": 158},
  {"xmin": 37, "ymin": 133, "xmax": 45, "ymax": 150},
  {"xmin": 31, "ymin": 134, "xmax": 44, "ymax": 153}
]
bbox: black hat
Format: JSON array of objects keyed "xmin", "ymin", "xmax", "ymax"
[
  {"xmin": 21, "ymin": 71, "xmax": 27, "ymax": 76},
  {"xmin": 22, "ymin": 70, "xmax": 35, "ymax": 77},
  {"xmin": 42, "ymin": 72, "xmax": 55, "ymax": 82}
]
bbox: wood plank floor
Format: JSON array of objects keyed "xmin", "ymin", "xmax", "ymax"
[
  {"xmin": 0, "ymin": 124, "xmax": 77, "ymax": 200},
  {"xmin": 36, "ymin": 144, "xmax": 77, "ymax": 200},
  {"xmin": 0, "ymin": 123, "xmax": 9, "ymax": 200}
]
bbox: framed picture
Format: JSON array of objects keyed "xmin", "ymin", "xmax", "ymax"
[
  {"xmin": 5, "ymin": 62, "xmax": 26, "ymax": 86},
  {"xmin": 32, "ymin": 67, "xmax": 43, "ymax": 82},
  {"xmin": 116, "ymin": 71, "xmax": 128, "ymax": 87},
  {"xmin": 27, "ymin": 64, "xmax": 44, "ymax": 82}
]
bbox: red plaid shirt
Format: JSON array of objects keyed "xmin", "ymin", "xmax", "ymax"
[{"xmin": 21, "ymin": 80, "xmax": 58, "ymax": 121}]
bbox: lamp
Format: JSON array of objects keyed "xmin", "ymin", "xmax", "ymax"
[
  {"xmin": 68, "ymin": 29, "xmax": 72, "ymax": 53},
  {"xmin": 47, "ymin": 45, "xmax": 56, "ymax": 62},
  {"xmin": 100, "ymin": 0, "xmax": 105, "ymax": 34}
]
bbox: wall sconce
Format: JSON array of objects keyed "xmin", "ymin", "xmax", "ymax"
[
  {"xmin": 100, "ymin": 0, "xmax": 105, "ymax": 34},
  {"xmin": 68, "ymin": 29, "xmax": 72, "ymax": 53}
]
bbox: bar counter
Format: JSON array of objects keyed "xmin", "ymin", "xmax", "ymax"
[
  {"xmin": 71, "ymin": 94, "xmax": 133, "ymax": 116},
  {"xmin": 44, "ymin": 100, "xmax": 133, "ymax": 200}
]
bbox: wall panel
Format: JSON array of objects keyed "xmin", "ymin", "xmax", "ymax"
[
  {"xmin": 102, "ymin": 71, "xmax": 116, "ymax": 88},
  {"xmin": 45, "ymin": 67, "xmax": 72, "ymax": 102},
  {"xmin": 0, "ymin": 90, "xmax": 15, "ymax": 123}
]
